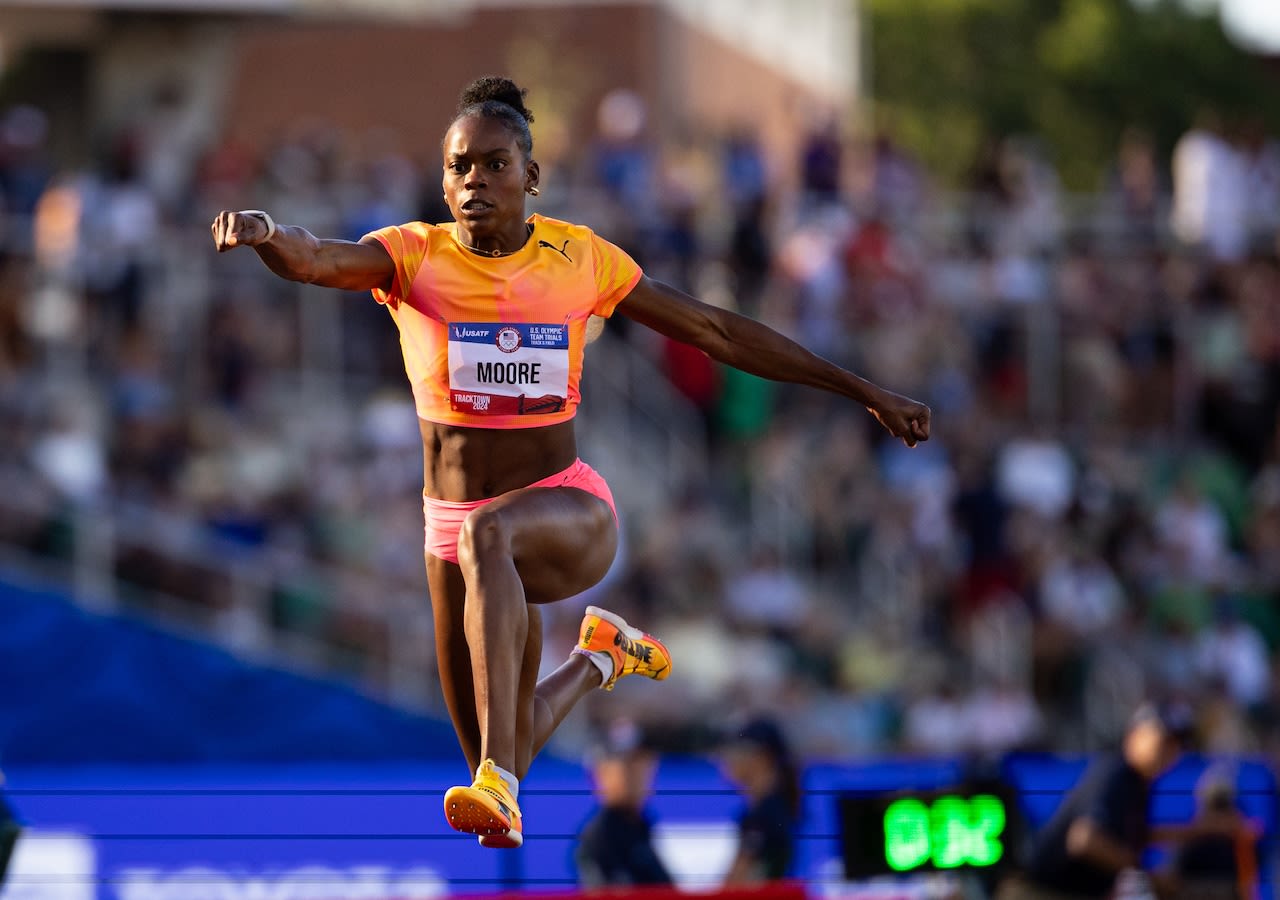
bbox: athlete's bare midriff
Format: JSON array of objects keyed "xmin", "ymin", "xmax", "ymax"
[{"xmin": 419, "ymin": 417, "xmax": 578, "ymax": 502}]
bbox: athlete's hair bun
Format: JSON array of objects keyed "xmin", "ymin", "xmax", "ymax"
[{"xmin": 458, "ymin": 76, "xmax": 534, "ymax": 124}]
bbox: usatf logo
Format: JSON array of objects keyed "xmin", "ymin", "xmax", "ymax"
[{"xmin": 495, "ymin": 327, "xmax": 522, "ymax": 353}]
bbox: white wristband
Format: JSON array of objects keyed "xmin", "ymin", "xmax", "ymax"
[{"xmin": 241, "ymin": 209, "xmax": 276, "ymax": 242}]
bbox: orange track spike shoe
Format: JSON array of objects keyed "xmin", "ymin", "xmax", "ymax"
[
  {"xmin": 444, "ymin": 759, "xmax": 523, "ymax": 849},
  {"xmin": 575, "ymin": 606, "xmax": 672, "ymax": 691}
]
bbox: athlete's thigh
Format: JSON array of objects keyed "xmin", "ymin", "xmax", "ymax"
[
  {"xmin": 425, "ymin": 555, "xmax": 480, "ymax": 770},
  {"xmin": 470, "ymin": 486, "xmax": 618, "ymax": 604}
]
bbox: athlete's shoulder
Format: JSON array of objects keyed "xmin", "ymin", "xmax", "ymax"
[
  {"xmin": 406, "ymin": 220, "xmax": 458, "ymax": 244},
  {"xmin": 365, "ymin": 219, "xmax": 449, "ymax": 246},
  {"xmin": 530, "ymin": 214, "xmax": 600, "ymax": 243}
]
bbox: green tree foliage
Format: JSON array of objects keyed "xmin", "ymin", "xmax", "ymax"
[{"xmin": 866, "ymin": 0, "xmax": 1280, "ymax": 188}]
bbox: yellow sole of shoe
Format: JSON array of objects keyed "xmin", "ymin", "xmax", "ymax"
[{"xmin": 443, "ymin": 787, "xmax": 521, "ymax": 846}]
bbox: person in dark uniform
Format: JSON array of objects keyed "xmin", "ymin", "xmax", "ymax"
[
  {"xmin": 997, "ymin": 702, "xmax": 1195, "ymax": 900},
  {"xmin": 720, "ymin": 717, "xmax": 800, "ymax": 884},
  {"xmin": 574, "ymin": 721, "xmax": 673, "ymax": 887},
  {"xmin": 1165, "ymin": 765, "xmax": 1261, "ymax": 900}
]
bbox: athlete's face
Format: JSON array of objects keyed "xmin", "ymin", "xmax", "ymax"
[{"xmin": 442, "ymin": 114, "xmax": 539, "ymax": 243}]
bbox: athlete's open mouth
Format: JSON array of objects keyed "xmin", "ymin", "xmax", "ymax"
[{"xmin": 461, "ymin": 199, "xmax": 492, "ymax": 212}]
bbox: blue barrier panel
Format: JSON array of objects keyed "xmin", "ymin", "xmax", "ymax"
[
  {"xmin": 3, "ymin": 758, "xmax": 1275, "ymax": 897},
  {"xmin": 1, "ymin": 759, "xmax": 744, "ymax": 898}
]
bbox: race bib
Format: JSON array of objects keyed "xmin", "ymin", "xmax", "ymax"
[{"xmin": 447, "ymin": 322, "xmax": 570, "ymax": 416}]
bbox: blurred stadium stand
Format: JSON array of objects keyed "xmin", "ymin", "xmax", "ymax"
[{"xmin": 2, "ymin": 0, "xmax": 1280, "ymax": 763}]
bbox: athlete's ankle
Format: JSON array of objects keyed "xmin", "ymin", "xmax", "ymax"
[
  {"xmin": 573, "ymin": 646, "xmax": 614, "ymax": 686},
  {"xmin": 480, "ymin": 760, "xmax": 520, "ymax": 801}
]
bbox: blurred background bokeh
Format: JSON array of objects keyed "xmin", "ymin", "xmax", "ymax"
[{"xmin": 3, "ymin": 0, "xmax": 1280, "ymax": 893}]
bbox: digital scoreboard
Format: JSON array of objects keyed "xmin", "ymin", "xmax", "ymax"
[{"xmin": 839, "ymin": 784, "xmax": 1024, "ymax": 879}]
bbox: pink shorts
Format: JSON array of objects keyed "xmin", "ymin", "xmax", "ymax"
[{"xmin": 422, "ymin": 458, "xmax": 617, "ymax": 564}]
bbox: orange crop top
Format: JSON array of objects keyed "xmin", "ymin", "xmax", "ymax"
[{"xmin": 363, "ymin": 214, "xmax": 643, "ymax": 429}]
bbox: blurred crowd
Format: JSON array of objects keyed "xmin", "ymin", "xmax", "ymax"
[{"xmin": 3, "ymin": 86, "xmax": 1280, "ymax": 763}]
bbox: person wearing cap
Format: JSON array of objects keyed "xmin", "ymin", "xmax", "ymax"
[
  {"xmin": 720, "ymin": 717, "xmax": 800, "ymax": 884},
  {"xmin": 997, "ymin": 702, "xmax": 1195, "ymax": 900},
  {"xmin": 574, "ymin": 721, "xmax": 673, "ymax": 887}
]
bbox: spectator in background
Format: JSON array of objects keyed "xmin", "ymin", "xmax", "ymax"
[
  {"xmin": 0, "ymin": 105, "xmax": 52, "ymax": 245},
  {"xmin": 720, "ymin": 126, "xmax": 771, "ymax": 312},
  {"xmin": 1155, "ymin": 474, "xmax": 1231, "ymax": 585},
  {"xmin": 1037, "ymin": 541, "xmax": 1126, "ymax": 640},
  {"xmin": 727, "ymin": 195, "xmax": 772, "ymax": 318},
  {"xmin": 1167, "ymin": 763, "xmax": 1264, "ymax": 900},
  {"xmin": 724, "ymin": 544, "xmax": 810, "ymax": 634},
  {"xmin": 1165, "ymin": 765, "xmax": 1261, "ymax": 900},
  {"xmin": 592, "ymin": 88, "xmax": 654, "ymax": 216},
  {"xmin": 903, "ymin": 672, "xmax": 972, "ymax": 755},
  {"xmin": 1108, "ymin": 127, "xmax": 1164, "ymax": 230},
  {"xmin": 1171, "ymin": 111, "xmax": 1248, "ymax": 262},
  {"xmin": 1194, "ymin": 598, "xmax": 1271, "ymax": 712},
  {"xmin": 798, "ymin": 115, "xmax": 842, "ymax": 207},
  {"xmin": 82, "ymin": 137, "xmax": 161, "ymax": 342},
  {"xmin": 722, "ymin": 127, "xmax": 768, "ymax": 213},
  {"xmin": 1033, "ymin": 541, "xmax": 1126, "ymax": 717},
  {"xmin": 996, "ymin": 701, "xmax": 1194, "ymax": 900},
  {"xmin": 869, "ymin": 133, "xmax": 925, "ymax": 221},
  {"xmin": 1239, "ymin": 120, "xmax": 1280, "ymax": 246},
  {"xmin": 720, "ymin": 717, "xmax": 799, "ymax": 884},
  {"xmin": 575, "ymin": 720, "xmax": 672, "ymax": 888},
  {"xmin": 964, "ymin": 672, "xmax": 1044, "ymax": 756}
]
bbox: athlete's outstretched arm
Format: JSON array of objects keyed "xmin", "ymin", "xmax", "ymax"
[
  {"xmin": 211, "ymin": 210, "xmax": 394, "ymax": 293},
  {"xmin": 616, "ymin": 276, "xmax": 931, "ymax": 447}
]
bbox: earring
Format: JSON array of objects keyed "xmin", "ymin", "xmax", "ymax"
[{"xmin": 527, "ymin": 187, "xmax": 540, "ymax": 196}]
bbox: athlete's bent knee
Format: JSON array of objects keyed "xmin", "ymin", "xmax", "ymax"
[{"xmin": 456, "ymin": 505, "xmax": 512, "ymax": 570}]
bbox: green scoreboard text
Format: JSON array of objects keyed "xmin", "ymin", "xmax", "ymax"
[{"xmin": 840, "ymin": 786, "xmax": 1021, "ymax": 878}]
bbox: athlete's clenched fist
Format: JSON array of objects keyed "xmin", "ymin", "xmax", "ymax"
[{"xmin": 211, "ymin": 210, "xmax": 276, "ymax": 252}]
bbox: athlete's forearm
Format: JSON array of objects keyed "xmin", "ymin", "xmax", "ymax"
[
  {"xmin": 706, "ymin": 304, "xmax": 889, "ymax": 409},
  {"xmin": 251, "ymin": 224, "xmax": 326, "ymax": 283},
  {"xmin": 620, "ymin": 277, "xmax": 889, "ymax": 411},
  {"xmin": 210, "ymin": 207, "xmax": 394, "ymax": 292}
]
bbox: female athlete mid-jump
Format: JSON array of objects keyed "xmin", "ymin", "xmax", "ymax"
[{"xmin": 212, "ymin": 76, "xmax": 930, "ymax": 849}]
